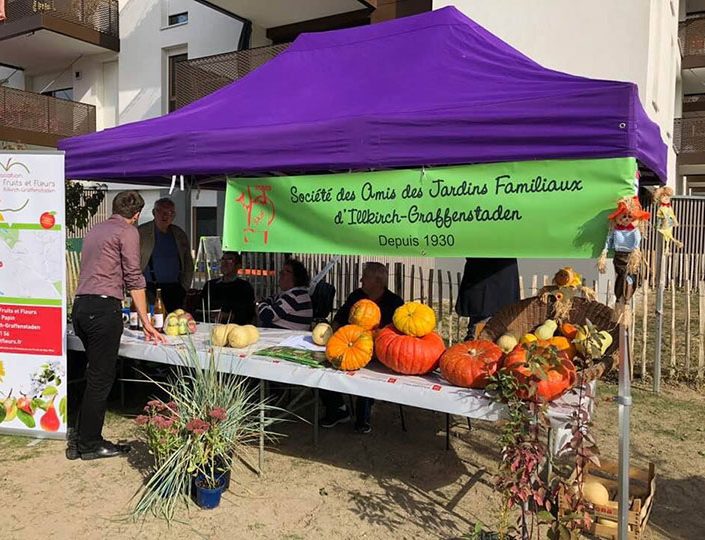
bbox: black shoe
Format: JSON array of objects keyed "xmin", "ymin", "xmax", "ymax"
[
  {"xmin": 65, "ymin": 428, "xmax": 79, "ymax": 460},
  {"xmin": 80, "ymin": 441, "xmax": 131, "ymax": 461},
  {"xmin": 354, "ymin": 422, "xmax": 372, "ymax": 434},
  {"xmin": 319, "ymin": 406, "xmax": 351, "ymax": 428}
]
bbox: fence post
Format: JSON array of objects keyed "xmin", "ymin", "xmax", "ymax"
[
  {"xmin": 685, "ymin": 280, "xmax": 692, "ymax": 376},
  {"xmin": 437, "ymin": 270, "xmax": 443, "ymax": 336},
  {"xmin": 447, "ymin": 270, "xmax": 454, "ymax": 346},
  {"xmin": 641, "ymin": 285, "xmax": 648, "ymax": 379},
  {"xmin": 531, "ymin": 275, "xmax": 538, "ymax": 296},
  {"xmin": 428, "ymin": 269, "xmax": 434, "ymax": 313},
  {"xmin": 519, "ymin": 275, "xmax": 525, "ymax": 300},
  {"xmin": 670, "ymin": 279, "xmax": 676, "ymax": 379},
  {"xmin": 410, "ymin": 265, "xmax": 416, "ymax": 301},
  {"xmin": 653, "ymin": 238, "xmax": 665, "ymax": 394},
  {"xmin": 699, "ymin": 281, "xmax": 705, "ymax": 382},
  {"xmin": 394, "ymin": 262, "xmax": 403, "ymax": 297}
]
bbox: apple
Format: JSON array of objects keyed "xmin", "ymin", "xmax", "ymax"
[
  {"xmin": 178, "ymin": 318, "xmax": 189, "ymax": 335},
  {"xmin": 173, "ymin": 309, "xmax": 185, "ymax": 317},
  {"xmin": 16, "ymin": 396, "xmax": 32, "ymax": 415},
  {"xmin": 165, "ymin": 324, "xmax": 180, "ymax": 336},
  {"xmin": 39, "ymin": 211, "xmax": 56, "ymax": 229},
  {"xmin": 187, "ymin": 319, "xmax": 197, "ymax": 334}
]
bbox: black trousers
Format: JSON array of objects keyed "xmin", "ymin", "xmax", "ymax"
[
  {"xmin": 320, "ymin": 390, "xmax": 373, "ymax": 424},
  {"xmin": 72, "ymin": 295, "xmax": 124, "ymax": 453},
  {"xmin": 146, "ymin": 282, "xmax": 185, "ymax": 313}
]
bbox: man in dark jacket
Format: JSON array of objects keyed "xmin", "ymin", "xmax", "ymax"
[
  {"xmin": 320, "ymin": 262, "xmax": 403, "ymax": 434},
  {"xmin": 138, "ymin": 198, "xmax": 194, "ymax": 312},
  {"xmin": 456, "ymin": 258, "xmax": 520, "ymax": 340}
]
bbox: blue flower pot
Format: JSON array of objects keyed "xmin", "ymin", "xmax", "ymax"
[{"xmin": 195, "ymin": 477, "xmax": 225, "ymax": 509}]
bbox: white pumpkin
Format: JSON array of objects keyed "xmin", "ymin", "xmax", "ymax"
[
  {"xmin": 211, "ymin": 324, "xmax": 230, "ymax": 347},
  {"xmin": 227, "ymin": 324, "xmax": 250, "ymax": 348},
  {"xmin": 496, "ymin": 334, "xmax": 518, "ymax": 353},
  {"xmin": 583, "ymin": 479, "xmax": 610, "ymax": 506},
  {"xmin": 312, "ymin": 323, "xmax": 333, "ymax": 346},
  {"xmin": 242, "ymin": 324, "xmax": 260, "ymax": 345}
]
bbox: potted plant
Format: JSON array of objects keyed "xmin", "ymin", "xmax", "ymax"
[{"xmin": 132, "ymin": 343, "xmax": 280, "ymax": 520}]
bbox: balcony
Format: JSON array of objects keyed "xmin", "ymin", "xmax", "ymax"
[
  {"xmin": 0, "ymin": 0, "xmax": 119, "ymax": 74},
  {"xmin": 683, "ymin": 94, "xmax": 705, "ymax": 114},
  {"xmin": 195, "ymin": 0, "xmax": 371, "ymax": 28},
  {"xmin": 174, "ymin": 43, "xmax": 290, "ymax": 109},
  {"xmin": 680, "ymin": 15, "xmax": 705, "ymax": 68},
  {"xmin": 0, "ymin": 86, "xmax": 96, "ymax": 147}
]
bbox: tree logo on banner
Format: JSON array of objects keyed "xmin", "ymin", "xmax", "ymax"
[
  {"xmin": 235, "ymin": 185, "xmax": 276, "ymax": 244},
  {"xmin": 0, "ymin": 158, "xmax": 30, "ymax": 174}
]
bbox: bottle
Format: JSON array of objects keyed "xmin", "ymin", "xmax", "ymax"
[
  {"xmin": 129, "ymin": 297, "xmax": 139, "ymax": 330},
  {"xmin": 153, "ymin": 289, "xmax": 165, "ymax": 331}
]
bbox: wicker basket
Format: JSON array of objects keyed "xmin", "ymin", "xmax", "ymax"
[{"xmin": 478, "ymin": 296, "xmax": 619, "ymax": 383}]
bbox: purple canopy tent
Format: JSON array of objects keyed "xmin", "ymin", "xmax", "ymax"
[
  {"xmin": 59, "ymin": 6, "xmax": 666, "ymax": 185},
  {"xmin": 60, "ymin": 9, "xmax": 666, "ymax": 539}
]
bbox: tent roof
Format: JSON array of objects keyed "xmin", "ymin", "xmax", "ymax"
[{"xmin": 60, "ymin": 6, "xmax": 667, "ymax": 185}]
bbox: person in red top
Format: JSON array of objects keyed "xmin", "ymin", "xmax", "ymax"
[{"xmin": 69, "ymin": 191, "xmax": 165, "ymax": 461}]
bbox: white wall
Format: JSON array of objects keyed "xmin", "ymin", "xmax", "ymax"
[
  {"xmin": 435, "ymin": 0, "xmax": 679, "ymax": 185},
  {"xmin": 117, "ymin": 0, "xmax": 243, "ymax": 124}
]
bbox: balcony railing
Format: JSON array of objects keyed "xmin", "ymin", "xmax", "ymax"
[
  {"xmin": 175, "ymin": 44, "xmax": 290, "ymax": 109},
  {"xmin": 2, "ymin": 0, "xmax": 119, "ymax": 40},
  {"xmin": 0, "ymin": 86, "xmax": 96, "ymax": 147}
]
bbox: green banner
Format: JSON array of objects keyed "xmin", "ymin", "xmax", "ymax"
[{"xmin": 223, "ymin": 158, "xmax": 636, "ymax": 258}]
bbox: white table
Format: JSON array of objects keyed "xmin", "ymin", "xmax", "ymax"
[{"xmin": 67, "ymin": 325, "xmax": 589, "ymax": 468}]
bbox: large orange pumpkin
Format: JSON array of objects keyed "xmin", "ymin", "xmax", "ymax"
[
  {"xmin": 439, "ymin": 340, "xmax": 503, "ymax": 389},
  {"xmin": 374, "ymin": 325, "xmax": 446, "ymax": 375},
  {"xmin": 348, "ymin": 299, "xmax": 382, "ymax": 331},
  {"xmin": 504, "ymin": 345, "xmax": 577, "ymax": 402},
  {"xmin": 392, "ymin": 302, "xmax": 436, "ymax": 337},
  {"xmin": 325, "ymin": 324, "xmax": 374, "ymax": 371}
]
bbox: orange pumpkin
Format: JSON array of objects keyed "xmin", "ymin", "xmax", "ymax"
[
  {"xmin": 549, "ymin": 336, "xmax": 577, "ymax": 360},
  {"xmin": 439, "ymin": 339, "xmax": 503, "ymax": 389},
  {"xmin": 561, "ymin": 323, "xmax": 578, "ymax": 340},
  {"xmin": 325, "ymin": 324, "xmax": 374, "ymax": 371},
  {"xmin": 392, "ymin": 301, "xmax": 436, "ymax": 337},
  {"xmin": 348, "ymin": 299, "xmax": 382, "ymax": 331},
  {"xmin": 504, "ymin": 345, "xmax": 577, "ymax": 402},
  {"xmin": 374, "ymin": 325, "xmax": 446, "ymax": 375}
]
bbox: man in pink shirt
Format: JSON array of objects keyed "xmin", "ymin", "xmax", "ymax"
[{"xmin": 70, "ymin": 191, "xmax": 165, "ymax": 461}]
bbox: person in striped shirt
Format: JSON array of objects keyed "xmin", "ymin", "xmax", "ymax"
[{"xmin": 257, "ymin": 259, "xmax": 313, "ymax": 330}]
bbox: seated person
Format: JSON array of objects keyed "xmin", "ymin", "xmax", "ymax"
[
  {"xmin": 320, "ymin": 262, "xmax": 404, "ymax": 434},
  {"xmin": 199, "ymin": 251, "xmax": 255, "ymax": 324},
  {"xmin": 257, "ymin": 259, "xmax": 313, "ymax": 330}
]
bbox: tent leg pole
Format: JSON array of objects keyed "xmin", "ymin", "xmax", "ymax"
[
  {"xmin": 313, "ymin": 388, "xmax": 319, "ymax": 447},
  {"xmin": 445, "ymin": 414, "xmax": 450, "ymax": 451},
  {"xmin": 653, "ymin": 238, "xmax": 665, "ymax": 393},
  {"xmin": 617, "ymin": 323, "xmax": 631, "ymax": 540},
  {"xmin": 259, "ymin": 379, "xmax": 265, "ymax": 476}
]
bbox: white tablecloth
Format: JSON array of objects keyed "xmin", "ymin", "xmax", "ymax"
[{"xmin": 67, "ymin": 324, "xmax": 591, "ymax": 449}]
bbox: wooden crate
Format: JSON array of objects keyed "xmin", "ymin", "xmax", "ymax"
[{"xmin": 575, "ymin": 458, "xmax": 656, "ymax": 540}]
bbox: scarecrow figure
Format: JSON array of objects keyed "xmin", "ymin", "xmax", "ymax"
[
  {"xmin": 598, "ymin": 197, "xmax": 650, "ymax": 322},
  {"xmin": 653, "ymin": 186, "xmax": 682, "ymax": 252},
  {"xmin": 539, "ymin": 266, "xmax": 596, "ymax": 321}
]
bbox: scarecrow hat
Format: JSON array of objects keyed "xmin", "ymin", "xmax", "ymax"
[{"xmin": 608, "ymin": 196, "xmax": 650, "ymax": 221}]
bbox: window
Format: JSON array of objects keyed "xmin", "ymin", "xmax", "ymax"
[
  {"xmin": 168, "ymin": 12, "xmax": 188, "ymax": 26},
  {"xmin": 42, "ymin": 88, "xmax": 74, "ymax": 101},
  {"xmin": 193, "ymin": 207, "xmax": 218, "ymax": 251},
  {"xmin": 168, "ymin": 53, "xmax": 187, "ymax": 113}
]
